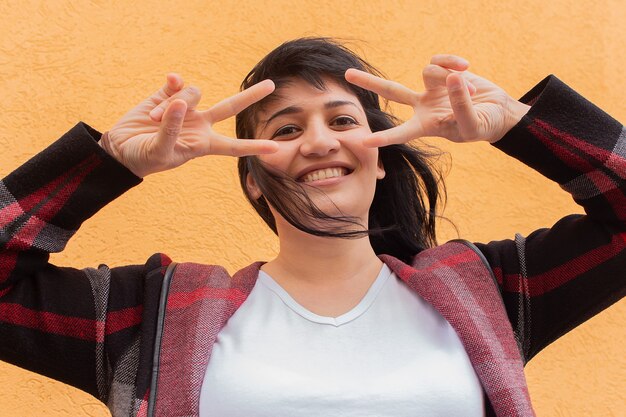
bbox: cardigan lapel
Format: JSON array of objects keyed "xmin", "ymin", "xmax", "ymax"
[
  {"xmin": 382, "ymin": 241, "xmax": 535, "ymax": 417},
  {"xmin": 151, "ymin": 261, "xmax": 261, "ymax": 416}
]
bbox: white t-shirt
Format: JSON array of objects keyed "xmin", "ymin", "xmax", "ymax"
[{"xmin": 199, "ymin": 264, "xmax": 485, "ymax": 416}]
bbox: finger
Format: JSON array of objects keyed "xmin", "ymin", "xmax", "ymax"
[
  {"xmin": 361, "ymin": 122, "xmax": 423, "ymax": 148},
  {"xmin": 467, "ymin": 81, "xmax": 477, "ymax": 95},
  {"xmin": 204, "ymin": 79, "xmax": 275, "ymax": 124},
  {"xmin": 446, "ymin": 73, "xmax": 479, "ymax": 138},
  {"xmin": 422, "ymin": 64, "xmax": 477, "ymax": 95},
  {"xmin": 148, "ymin": 73, "xmax": 185, "ymax": 109},
  {"xmin": 194, "ymin": 134, "xmax": 279, "ymax": 158},
  {"xmin": 430, "ymin": 54, "xmax": 470, "ymax": 71},
  {"xmin": 345, "ymin": 69, "xmax": 417, "ymax": 105},
  {"xmin": 163, "ymin": 73, "xmax": 184, "ymax": 96},
  {"xmin": 452, "ymin": 70, "xmax": 483, "ymax": 95},
  {"xmin": 422, "ymin": 64, "xmax": 452, "ymax": 90},
  {"xmin": 150, "ymin": 85, "xmax": 202, "ymax": 121},
  {"xmin": 150, "ymin": 73, "xmax": 184, "ymax": 102},
  {"xmin": 152, "ymin": 99, "xmax": 188, "ymax": 156}
]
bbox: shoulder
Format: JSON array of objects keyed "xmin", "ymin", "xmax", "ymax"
[{"xmin": 381, "ymin": 240, "xmax": 496, "ymax": 284}]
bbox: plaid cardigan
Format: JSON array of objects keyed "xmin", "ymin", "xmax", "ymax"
[{"xmin": 1, "ymin": 75, "xmax": 624, "ymax": 417}]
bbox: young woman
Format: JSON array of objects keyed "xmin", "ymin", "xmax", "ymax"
[{"xmin": 1, "ymin": 38, "xmax": 624, "ymax": 417}]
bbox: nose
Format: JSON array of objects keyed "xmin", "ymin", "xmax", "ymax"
[{"xmin": 299, "ymin": 123, "xmax": 340, "ymax": 157}]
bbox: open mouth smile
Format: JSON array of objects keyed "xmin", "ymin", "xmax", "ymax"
[{"xmin": 299, "ymin": 167, "xmax": 351, "ymax": 183}]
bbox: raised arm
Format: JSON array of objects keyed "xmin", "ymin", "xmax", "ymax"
[
  {"xmin": 0, "ymin": 120, "xmax": 151, "ymax": 402},
  {"xmin": 0, "ymin": 74, "xmax": 277, "ymax": 404},
  {"xmin": 346, "ymin": 58, "xmax": 626, "ymax": 362},
  {"xmin": 474, "ymin": 75, "xmax": 626, "ymax": 361}
]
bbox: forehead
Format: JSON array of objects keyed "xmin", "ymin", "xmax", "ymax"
[{"xmin": 258, "ymin": 76, "xmax": 363, "ymax": 113}]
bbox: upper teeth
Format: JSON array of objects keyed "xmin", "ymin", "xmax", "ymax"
[{"xmin": 302, "ymin": 167, "xmax": 347, "ymax": 183}]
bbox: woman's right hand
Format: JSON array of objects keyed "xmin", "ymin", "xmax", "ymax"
[{"xmin": 100, "ymin": 73, "xmax": 278, "ymax": 178}]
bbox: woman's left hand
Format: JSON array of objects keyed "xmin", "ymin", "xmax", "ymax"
[{"xmin": 345, "ymin": 55, "xmax": 531, "ymax": 146}]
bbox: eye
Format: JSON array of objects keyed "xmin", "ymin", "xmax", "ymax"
[
  {"xmin": 331, "ymin": 116, "xmax": 359, "ymax": 128},
  {"xmin": 272, "ymin": 125, "xmax": 301, "ymax": 139}
]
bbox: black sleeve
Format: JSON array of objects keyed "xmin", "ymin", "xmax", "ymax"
[
  {"xmin": 474, "ymin": 76, "xmax": 626, "ymax": 362},
  {"xmin": 0, "ymin": 123, "xmax": 168, "ymax": 402}
]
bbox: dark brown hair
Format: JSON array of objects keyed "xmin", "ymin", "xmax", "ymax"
[{"xmin": 236, "ymin": 38, "xmax": 444, "ymax": 263}]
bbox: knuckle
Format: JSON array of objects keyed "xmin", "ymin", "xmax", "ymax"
[
  {"xmin": 450, "ymin": 96, "xmax": 466, "ymax": 107},
  {"xmin": 422, "ymin": 64, "xmax": 441, "ymax": 77},
  {"xmin": 156, "ymin": 98, "xmax": 169, "ymax": 108},
  {"xmin": 164, "ymin": 126, "xmax": 181, "ymax": 137},
  {"xmin": 230, "ymin": 142, "xmax": 242, "ymax": 156},
  {"xmin": 186, "ymin": 85, "xmax": 201, "ymax": 98}
]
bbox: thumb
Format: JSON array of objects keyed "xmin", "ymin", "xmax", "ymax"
[
  {"xmin": 446, "ymin": 73, "xmax": 479, "ymax": 139},
  {"xmin": 153, "ymin": 99, "xmax": 187, "ymax": 156}
]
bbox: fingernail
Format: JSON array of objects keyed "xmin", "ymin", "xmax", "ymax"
[{"xmin": 150, "ymin": 107, "xmax": 164, "ymax": 120}]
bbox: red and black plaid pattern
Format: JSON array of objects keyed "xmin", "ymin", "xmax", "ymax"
[
  {"xmin": 0, "ymin": 124, "xmax": 167, "ymax": 412},
  {"xmin": 149, "ymin": 261, "xmax": 260, "ymax": 416},
  {"xmin": 478, "ymin": 75, "xmax": 626, "ymax": 362}
]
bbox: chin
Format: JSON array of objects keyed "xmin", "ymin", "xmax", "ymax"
[{"xmin": 267, "ymin": 187, "xmax": 374, "ymax": 232}]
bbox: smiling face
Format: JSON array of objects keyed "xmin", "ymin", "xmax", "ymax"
[
  {"xmin": 248, "ymin": 77, "xmax": 385, "ymax": 229},
  {"xmin": 236, "ymin": 38, "xmax": 441, "ymax": 258}
]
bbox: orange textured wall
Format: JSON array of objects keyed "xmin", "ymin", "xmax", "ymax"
[{"xmin": 0, "ymin": 1, "xmax": 624, "ymax": 416}]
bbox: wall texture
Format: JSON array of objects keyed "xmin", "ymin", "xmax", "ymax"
[{"xmin": 0, "ymin": 0, "xmax": 624, "ymax": 415}]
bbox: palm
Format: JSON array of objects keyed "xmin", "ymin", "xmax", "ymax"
[
  {"xmin": 109, "ymin": 102, "xmax": 210, "ymax": 172},
  {"xmin": 415, "ymin": 73, "xmax": 510, "ymax": 142},
  {"xmin": 101, "ymin": 75, "xmax": 277, "ymax": 178}
]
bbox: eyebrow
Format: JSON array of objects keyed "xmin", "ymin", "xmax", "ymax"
[{"xmin": 261, "ymin": 100, "xmax": 361, "ymax": 128}]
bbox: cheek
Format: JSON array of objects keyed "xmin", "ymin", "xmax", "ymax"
[
  {"xmin": 354, "ymin": 145, "xmax": 380, "ymax": 169},
  {"xmin": 358, "ymin": 148, "xmax": 384, "ymax": 181},
  {"xmin": 257, "ymin": 142, "xmax": 297, "ymax": 173},
  {"xmin": 342, "ymin": 126, "xmax": 374, "ymax": 152}
]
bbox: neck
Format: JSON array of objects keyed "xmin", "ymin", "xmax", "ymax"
[{"xmin": 263, "ymin": 219, "xmax": 383, "ymax": 288}]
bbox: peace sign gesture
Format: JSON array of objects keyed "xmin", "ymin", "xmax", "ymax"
[
  {"xmin": 345, "ymin": 55, "xmax": 530, "ymax": 146},
  {"xmin": 100, "ymin": 74, "xmax": 278, "ymax": 178}
]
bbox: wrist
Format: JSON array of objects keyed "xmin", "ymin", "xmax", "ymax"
[
  {"xmin": 98, "ymin": 132, "xmax": 145, "ymax": 179},
  {"xmin": 491, "ymin": 97, "xmax": 531, "ymax": 143},
  {"xmin": 508, "ymin": 99, "xmax": 532, "ymax": 125},
  {"xmin": 99, "ymin": 131, "xmax": 112, "ymax": 152}
]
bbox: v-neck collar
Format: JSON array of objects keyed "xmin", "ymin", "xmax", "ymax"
[{"xmin": 257, "ymin": 264, "xmax": 392, "ymax": 326}]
